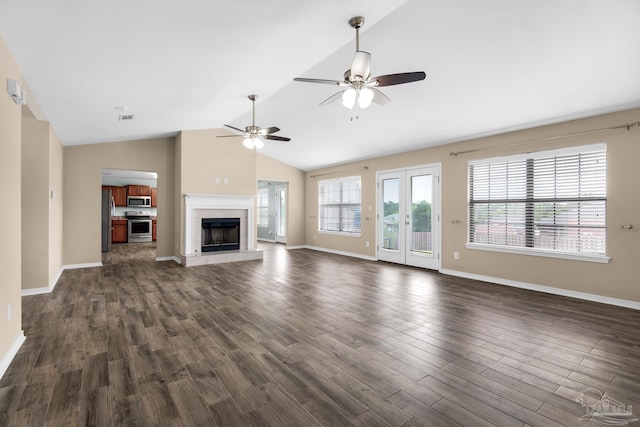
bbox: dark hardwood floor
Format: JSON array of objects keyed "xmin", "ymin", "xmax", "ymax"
[{"xmin": 1, "ymin": 242, "xmax": 639, "ymax": 426}]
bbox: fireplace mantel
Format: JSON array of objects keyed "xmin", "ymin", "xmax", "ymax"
[{"xmin": 183, "ymin": 194, "xmax": 260, "ymax": 266}]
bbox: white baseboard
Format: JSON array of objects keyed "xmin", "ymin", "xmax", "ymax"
[
  {"xmin": 23, "ymin": 263, "xmax": 101, "ymax": 298},
  {"xmin": 0, "ymin": 331, "xmax": 25, "ymax": 380},
  {"xmin": 64, "ymin": 262, "xmax": 102, "ymax": 270},
  {"xmin": 285, "ymin": 245, "xmax": 306, "ymax": 250},
  {"xmin": 258, "ymin": 238, "xmax": 277, "ymax": 243},
  {"xmin": 21, "ymin": 267, "xmax": 64, "ymax": 296},
  {"xmin": 156, "ymin": 256, "xmax": 182, "ymax": 264},
  {"xmin": 441, "ymin": 269, "xmax": 640, "ymax": 311},
  {"xmin": 21, "ymin": 287, "xmax": 50, "ymax": 296},
  {"xmin": 303, "ymin": 245, "xmax": 377, "ymax": 262}
]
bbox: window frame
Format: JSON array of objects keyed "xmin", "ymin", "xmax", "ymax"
[
  {"xmin": 317, "ymin": 176, "xmax": 362, "ymax": 237},
  {"xmin": 466, "ymin": 143, "xmax": 610, "ymax": 264}
]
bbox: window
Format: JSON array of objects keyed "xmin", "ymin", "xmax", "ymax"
[
  {"xmin": 468, "ymin": 144, "xmax": 607, "ymax": 259},
  {"xmin": 318, "ymin": 176, "xmax": 361, "ymax": 235},
  {"xmin": 257, "ymin": 188, "xmax": 269, "ymax": 228}
]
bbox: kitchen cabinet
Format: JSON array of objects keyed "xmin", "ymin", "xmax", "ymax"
[
  {"xmin": 102, "ymin": 186, "xmax": 127, "ymax": 207},
  {"xmin": 152, "ymin": 219, "xmax": 157, "ymax": 242},
  {"xmin": 113, "ymin": 219, "xmax": 128, "ymax": 243},
  {"xmin": 112, "ymin": 186, "xmax": 127, "ymax": 206},
  {"xmin": 151, "ymin": 188, "xmax": 157, "ymax": 207},
  {"xmin": 128, "ymin": 185, "xmax": 151, "ymax": 197}
]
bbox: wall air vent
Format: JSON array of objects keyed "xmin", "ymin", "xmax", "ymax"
[{"xmin": 118, "ymin": 114, "xmax": 135, "ymax": 121}]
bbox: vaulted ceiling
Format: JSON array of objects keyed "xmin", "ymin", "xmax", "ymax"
[{"xmin": 2, "ymin": 0, "xmax": 639, "ymax": 170}]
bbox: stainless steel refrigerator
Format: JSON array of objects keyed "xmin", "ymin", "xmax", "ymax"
[{"xmin": 101, "ymin": 189, "xmax": 114, "ymax": 252}]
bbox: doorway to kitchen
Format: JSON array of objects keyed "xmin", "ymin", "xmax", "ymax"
[
  {"xmin": 101, "ymin": 168, "xmax": 158, "ymax": 264},
  {"xmin": 377, "ymin": 164, "xmax": 441, "ymax": 270},
  {"xmin": 257, "ymin": 180, "xmax": 288, "ymax": 244}
]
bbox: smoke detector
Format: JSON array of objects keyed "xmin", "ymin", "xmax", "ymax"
[{"xmin": 115, "ymin": 106, "xmax": 134, "ymax": 120}]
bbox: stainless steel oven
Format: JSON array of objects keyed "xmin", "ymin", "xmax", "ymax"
[{"xmin": 126, "ymin": 211, "xmax": 152, "ymax": 243}]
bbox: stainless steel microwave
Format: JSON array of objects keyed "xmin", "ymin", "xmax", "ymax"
[{"xmin": 127, "ymin": 195, "xmax": 151, "ymax": 207}]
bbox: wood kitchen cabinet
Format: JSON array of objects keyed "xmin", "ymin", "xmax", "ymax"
[
  {"xmin": 112, "ymin": 219, "xmax": 128, "ymax": 243},
  {"xmin": 102, "ymin": 186, "xmax": 127, "ymax": 207},
  {"xmin": 128, "ymin": 185, "xmax": 151, "ymax": 197},
  {"xmin": 152, "ymin": 219, "xmax": 157, "ymax": 242},
  {"xmin": 151, "ymin": 188, "xmax": 157, "ymax": 207},
  {"xmin": 112, "ymin": 186, "xmax": 127, "ymax": 206}
]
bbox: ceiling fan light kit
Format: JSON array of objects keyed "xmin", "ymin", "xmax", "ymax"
[
  {"xmin": 341, "ymin": 87, "xmax": 374, "ymax": 110},
  {"xmin": 294, "ymin": 16, "xmax": 426, "ymax": 111},
  {"xmin": 243, "ymin": 137, "xmax": 264, "ymax": 150},
  {"xmin": 218, "ymin": 94, "xmax": 291, "ymax": 150}
]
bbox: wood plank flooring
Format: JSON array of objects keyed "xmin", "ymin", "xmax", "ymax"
[{"xmin": 2, "ymin": 242, "xmax": 639, "ymax": 426}]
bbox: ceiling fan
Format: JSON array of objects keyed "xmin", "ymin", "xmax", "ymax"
[
  {"xmin": 217, "ymin": 95, "xmax": 290, "ymax": 149},
  {"xmin": 294, "ymin": 16, "xmax": 426, "ymax": 110}
]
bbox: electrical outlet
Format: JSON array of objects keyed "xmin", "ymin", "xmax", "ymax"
[
  {"xmin": 365, "ymin": 241, "xmax": 370, "ymax": 248},
  {"xmin": 223, "ymin": 178, "xmax": 228, "ymax": 184},
  {"xmin": 215, "ymin": 177, "xmax": 220, "ymax": 184},
  {"xmin": 313, "ymin": 235, "xmax": 316, "ymax": 240},
  {"xmin": 453, "ymin": 251, "xmax": 460, "ymax": 260}
]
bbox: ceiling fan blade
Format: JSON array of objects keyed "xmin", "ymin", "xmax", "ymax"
[
  {"xmin": 294, "ymin": 77, "xmax": 343, "ymax": 85},
  {"xmin": 223, "ymin": 124, "xmax": 246, "ymax": 134},
  {"xmin": 319, "ymin": 90, "xmax": 346, "ymax": 106},
  {"xmin": 373, "ymin": 71, "xmax": 426, "ymax": 87},
  {"xmin": 258, "ymin": 126, "xmax": 280, "ymax": 135},
  {"xmin": 263, "ymin": 134, "xmax": 291, "ymax": 142},
  {"xmin": 216, "ymin": 134, "xmax": 244, "ymax": 138},
  {"xmin": 371, "ymin": 88, "xmax": 391, "ymax": 105},
  {"xmin": 350, "ymin": 51, "xmax": 371, "ymax": 80}
]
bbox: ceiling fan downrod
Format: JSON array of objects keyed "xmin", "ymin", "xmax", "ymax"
[
  {"xmin": 248, "ymin": 94, "xmax": 257, "ymax": 133},
  {"xmin": 349, "ymin": 16, "xmax": 365, "ymax": 51}
]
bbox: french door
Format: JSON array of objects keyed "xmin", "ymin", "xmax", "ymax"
[{"xmin": 377, "ymin": 165, "xmax": 441, "ymax": 270}]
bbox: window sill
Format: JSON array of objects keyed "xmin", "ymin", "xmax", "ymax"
[
  {"xmin": 465, "ymin": 243, "xmax": 610, "ymax": 264},
  {"xmin": 318, "ymin": 230, "xmax": 362, "ymax": 238}
]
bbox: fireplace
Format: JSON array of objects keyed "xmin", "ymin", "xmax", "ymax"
[
  {"xmin": 201, "ymin": 218, "xmax": 240, "ymax": 252},
  {"xmin": 183, "ymin": 194, "xmax": 262, "ymax": 266}
]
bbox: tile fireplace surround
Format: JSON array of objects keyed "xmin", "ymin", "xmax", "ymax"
[{"xmin": 181, "ymin": 194, "xmax": 263, "ymax": 267}]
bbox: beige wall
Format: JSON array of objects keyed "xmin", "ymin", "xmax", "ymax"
[
  {"xmin": 0, "ymin": 36, "xmax": 24, "ymax": 365},
  {"xmin": 176, "ymin": 129, "xmax": 257, "ymax": 255},
  {"xmin": 49, "ymin": 126, "xmax": 64, "ymax": 283},
  {"xmin": 305, "ymin": 108, "xmax": 640, "ymax": 303},
  {"xmin": 256, "ymin": 153, "xmax": 305, "ymax": 246},
  {"xmin": 63, "ymin": 137, "xmax": 175, "ymax": 265},
  {"xmin": 20, "ymin": 108, "xmax": 63, "ymax": 291},
  {"xmin": 21, "ymin": 109, "xmax": 49, "ymax": 289}
]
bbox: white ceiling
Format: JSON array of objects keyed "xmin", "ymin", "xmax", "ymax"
[{"xmin": 2, "ymin": 0, "xmax": 639, "ymax": 171}]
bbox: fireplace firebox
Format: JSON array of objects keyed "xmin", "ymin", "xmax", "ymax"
[{"xmin": 201, "ymin": 218, "xmax": 240, "ymax": 252}]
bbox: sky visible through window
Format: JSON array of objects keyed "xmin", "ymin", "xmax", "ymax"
[{"xmin": 383, "ymin": 175, "xmax": 432, "ymax": 204}]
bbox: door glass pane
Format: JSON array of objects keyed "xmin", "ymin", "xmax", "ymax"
[
  {"xmin": 278, "ymin": 190, "xmax": 286, "ymax": 237},
  {"xmin": 411, "ymin": 174, "xmax": 432, "ymax": 254},
  {"xmin": 382, "ymin": 178, "xmax": 400, "ymax": 250}
]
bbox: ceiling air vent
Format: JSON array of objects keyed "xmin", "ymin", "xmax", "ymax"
[{"xmin": 118, "ymin": 114, "xmax": 135, "ymax": 121}]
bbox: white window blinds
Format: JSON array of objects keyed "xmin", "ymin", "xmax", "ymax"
[
  {"xmin": 257, "ymin": 188, "xmax": 269, "ymax": 228},
  {"xmin": 469, "ymin": 144, "xmax": 607, "ymax": 255},
  {"xmin": 318, "ymin": 176, "xmax": 361, "ymax": 234}
]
